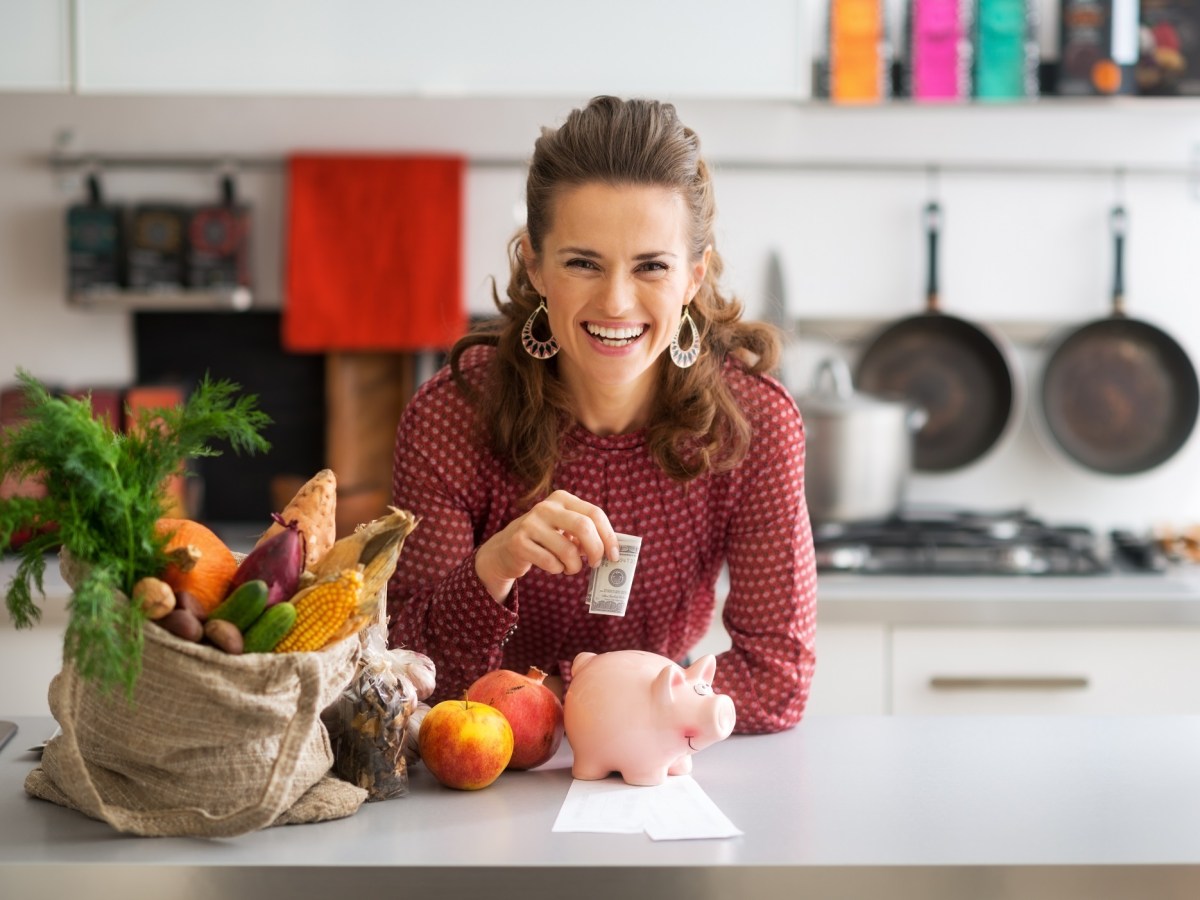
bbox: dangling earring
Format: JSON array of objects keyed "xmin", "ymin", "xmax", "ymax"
[
  {"xmin": 521, "ymin": 298, "xmax": 559, "ymax": 360},
  {"xmin": 669, "ymin": 305, "xmax": 700, "ymax": 369}
]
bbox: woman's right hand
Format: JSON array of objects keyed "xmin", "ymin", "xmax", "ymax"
[{"xmin": 475, "ymin": 490, "xmax": 621, "ymax": 603}]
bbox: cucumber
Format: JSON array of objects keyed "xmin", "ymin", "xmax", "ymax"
[
  {"xmin": 243, "ymin": 602, "xmax": 298, "ymax": 653},
  {"xmin": 208, "ymin": 579, "xmax": 269, "ymax": 632}
]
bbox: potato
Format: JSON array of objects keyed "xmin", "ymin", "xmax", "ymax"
[
  {"xmin": 203, "ymin": 619, "xmax": 245, "ymax": 655},
  {"xmin": 157, "ymin": 608, "xmax": 204, "ymax": 643}
]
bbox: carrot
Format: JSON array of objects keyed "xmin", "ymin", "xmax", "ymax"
[{"xmin": 257, "ymin": 468, "xmax": 337, "ymax": 570}]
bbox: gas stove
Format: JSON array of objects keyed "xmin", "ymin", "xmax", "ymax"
[{"xmin": 812, "ymin": 507, "xmax": 1157, "ymax": 576}]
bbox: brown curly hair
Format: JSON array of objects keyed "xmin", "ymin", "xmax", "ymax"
[{"xmin": 450, "ymin": 96, "xmax": 780, "ymax": 503}]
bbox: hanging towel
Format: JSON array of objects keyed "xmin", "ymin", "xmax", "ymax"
[{"xmin": 283, "ymin": 155, "xmax": 465, "ymax": 352}]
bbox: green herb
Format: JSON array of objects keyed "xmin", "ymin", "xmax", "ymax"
[{"xmin": 1, "ymin": 370, "xmax": 271, "ymax": 698}]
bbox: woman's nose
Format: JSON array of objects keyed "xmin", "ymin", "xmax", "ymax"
[{"xmin": 598, "ymin": 275, "xmax": 636, "ymax": 315}]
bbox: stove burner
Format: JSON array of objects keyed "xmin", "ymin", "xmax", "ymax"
[{"xmin": 813, "ymin": 507, "xmax": 1109, "ymax": 575}]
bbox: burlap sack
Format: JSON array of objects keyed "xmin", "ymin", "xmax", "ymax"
[{"xmin": 23, "ymin": 556, "xmax": 367, "ymax": 837}]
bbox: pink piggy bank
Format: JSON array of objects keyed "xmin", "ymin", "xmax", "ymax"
[{"xmin": 563, "ymin": 650, "xmax": 736, "ymax": 786}]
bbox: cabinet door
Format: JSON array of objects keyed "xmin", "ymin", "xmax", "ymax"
[
  {"xmin": 806, "ymin": 623, "xmax": 888, "ymax": 715},
  {"xmin": 892, "ymin": 627, "xmax": 1200, "ymax": 715},
  {"xmin": 76, "ymin": 0, "xmax": 811, "ymax": 98},
  {"xmin": 0, "ymin": 0, "xmax": 70, "ymax": 91}
]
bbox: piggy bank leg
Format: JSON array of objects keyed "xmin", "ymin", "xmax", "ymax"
[
  {"xmin": 620, "ymin": 767, "xmax": 670, "ymax": 787},
  {"xmin": 667, "ymin": 754, "xmax": 693, "ymax": 777},
  {"xmin": 572, "ymin": 758, "xmax": 615, "ymax": 781}
]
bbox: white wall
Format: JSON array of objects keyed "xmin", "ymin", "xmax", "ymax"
[{"xmin": 3, "ymin": 92, "xmax": 1200, "ymax": 533}]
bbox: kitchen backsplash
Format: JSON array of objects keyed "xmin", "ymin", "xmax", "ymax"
[{"xmin": 2, "ymin": 92, "xmax": 1200, "ymax": 533}]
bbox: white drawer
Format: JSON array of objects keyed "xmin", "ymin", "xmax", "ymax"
[{"xmin": 892, "ymin": 627, "xmax": 1200, "ymax": 715}]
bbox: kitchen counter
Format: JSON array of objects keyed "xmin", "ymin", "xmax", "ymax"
[
  {"xmin": 8, "ymin": 553, "xmax": 1200, "ymax": 629},
  {"xmin": 2, "ymin": 714, "xmax": 1200, "ymax": 899},
  {"xmin": 816, "ymin": 569, "xmax": 1200, "ymax": 627}
]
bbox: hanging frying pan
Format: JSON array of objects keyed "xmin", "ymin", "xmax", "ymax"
[
  {"xmin": 855, "ymin": 201, "xmax": 1020, "ymax": 472},
  {"xmin": 1038, "ymin": 205, "xmax": 1199, "ymax": 475}
]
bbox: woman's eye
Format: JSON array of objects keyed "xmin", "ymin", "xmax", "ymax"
[
  {"xmin": 567, "ymin": 258, "xmax": 598, "ymax": 270},
  {"xmin": 638, "ymin": 261, "xmax": 669, "ymax": 273}
]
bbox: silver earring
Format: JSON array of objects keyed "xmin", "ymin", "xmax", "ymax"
[
  {"xmin": 669, "ymin": 306, "xmax": 700, "ymax": 369},
  {"xmin": 521, "ymin": 298, "xmax": 559, "ymax": 360}
]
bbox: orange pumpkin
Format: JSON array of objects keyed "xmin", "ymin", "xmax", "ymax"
[{"xmin": 156, "ymin": 518, "xmax": 238, "ymax": 614}]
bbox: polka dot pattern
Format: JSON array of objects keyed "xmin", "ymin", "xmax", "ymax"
[{"xmin": 388, "ymin": 345, "xmax": 817, "ymax": 734}]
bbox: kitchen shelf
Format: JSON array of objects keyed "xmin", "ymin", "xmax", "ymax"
[
  {"xmin": 68, "ymin": 287, "xmax": 253, "ymax": 313},
  {"xmin": 789, "ymin": 316, "xmax": 1065, "ymax": 346}
]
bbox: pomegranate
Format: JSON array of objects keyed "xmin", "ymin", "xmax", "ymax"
[{"xmin": 466, "ymin": 666, "xmax": 564, "ymax": 770}]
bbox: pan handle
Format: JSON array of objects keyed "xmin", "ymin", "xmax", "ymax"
[
  {"xmin": 1110, "ymin": 205, "xmax": 1127, "ymax": 318},
  {"xmin": 923, "ymin": 201, "xmax": 942, "ymax": 313}
]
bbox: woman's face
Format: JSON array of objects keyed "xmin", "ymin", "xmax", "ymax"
[{"xmin": 525, "ymin": 182, "xmax": 710, "ymax": 412}]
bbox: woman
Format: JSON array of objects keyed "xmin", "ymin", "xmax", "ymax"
[{"xmin": 388, "ymin": 96, "xmax": 816, "ymax": 733}]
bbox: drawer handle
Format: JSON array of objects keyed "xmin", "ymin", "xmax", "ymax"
[{"xmin": 929, "ymin": 676, "xmax": 1090, "ymax": 691}]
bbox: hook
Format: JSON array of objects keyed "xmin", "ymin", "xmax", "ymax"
[
  {"xmin": 216, "ymin": 158, "xmax": 238, "ymax": 207},
  {"xmin": 1112, "ymin": 166, "xmax": 1126, "ymax": 205},
  {"xmin": 925, "ymin": 164, "xmax": 940, "ymax": 203}
]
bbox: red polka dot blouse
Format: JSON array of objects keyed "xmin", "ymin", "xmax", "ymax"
[{"xmin": 388, "ymin": 345, "xmax": 817, "ymax": 734}]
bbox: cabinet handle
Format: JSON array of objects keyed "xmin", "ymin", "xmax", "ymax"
[{"xmin": 929, "ymin": 676, "xmax": 1090, "ymax": 691}]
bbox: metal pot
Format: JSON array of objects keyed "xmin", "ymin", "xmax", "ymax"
[{"xmin": 798, "ymin": 357, "xmax": 926, "ymax": 525}]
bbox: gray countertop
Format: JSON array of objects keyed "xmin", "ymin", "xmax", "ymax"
[
  {"xmin": 816, "ymin": 569, "xmax": 1200, "ymax": 626},
  {"xmin": 8, "ymin": 554, "xmax": 1200, "ymax": 631},
  {"xmin": 3, "ymin": 714, "xmax": 1200, "ymax": 898}
]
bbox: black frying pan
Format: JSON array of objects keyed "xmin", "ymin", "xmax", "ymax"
[
  {"xmin": 1038, "ymin": 206, "xmax": 1199, "ymax": 475},
  {"xmin": 855, "ymin": 202, "xmax": 1019, "ymax": 472}
]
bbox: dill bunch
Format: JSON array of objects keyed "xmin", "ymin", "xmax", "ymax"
[{"xmin": 0, "ymin": 370, "xmax": 271, "ymax": 698}]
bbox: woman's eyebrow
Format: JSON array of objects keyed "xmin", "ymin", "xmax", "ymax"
[{"xmin": 556, "ymin": 247, "xmax": 677, "ymax": 261}]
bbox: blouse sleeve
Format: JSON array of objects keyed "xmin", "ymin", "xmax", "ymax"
[
  {"xmin": 714, "ymin": 384, "xmax": 817, "ymax": 733},
  {"xmin": 385, "ymin": 386, "xmax": 519, "ymax": 702}
]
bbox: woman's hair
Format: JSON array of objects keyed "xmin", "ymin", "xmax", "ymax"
[{"xmin": 450, "ymin": 95, "xmax": 781, "ymax": 502}]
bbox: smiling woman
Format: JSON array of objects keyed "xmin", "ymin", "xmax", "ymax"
[
  {"xmin": 386, "ymin": 96, "xmax": 818, "ymax": 735},
  {"xmin": 528, "ymin": 182, "xmax": 709, "ymax": 434}
]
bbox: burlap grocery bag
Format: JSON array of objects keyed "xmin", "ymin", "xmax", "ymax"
[{"xmin": 23, "ymin": 557, "xmax": 367, "ymax": 837}]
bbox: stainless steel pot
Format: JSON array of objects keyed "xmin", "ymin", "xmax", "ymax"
[{"xmin": 798, "ymin": 357, "xmax": 926, "ymax": 525}]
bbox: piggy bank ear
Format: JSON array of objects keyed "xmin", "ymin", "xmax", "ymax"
[
  {"xmin": 653, "ymin": 664, "xmax": 687, "ymax": 706},
  {"xmin": 685, "ymin": 654, "xmax": 717, "ymax": 685}
]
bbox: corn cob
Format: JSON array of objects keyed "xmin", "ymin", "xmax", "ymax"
[
  {"xmin": 273, "ymin": 568, "xmax": 363, "ymax": 653},
  {"xmin": 309, "ymin": 507, "xmax": 418, "ymax": 585}
]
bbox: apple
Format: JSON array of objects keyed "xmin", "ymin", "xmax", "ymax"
[
  {"xmin": 467, "ymin": 666, "xmax": 564, "ymax": 770},
  {"xmin": 418, "ymin": 697, "xmax": 514, "ymax": 790}
]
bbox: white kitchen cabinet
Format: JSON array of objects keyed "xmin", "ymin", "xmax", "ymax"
[
  {"xmin": 75, "ymin": 0, "xmax": 812, "ymax": 99},
  {"xmin": 805, "ymin": 623, "xmax": 888, "ymax": 715},
  {"xmin": 891, "ymin": 627, "xmax": 1200, "ymax": 715},
  {"xmin": 0, "ymin": 0, "xmax": 70, "ymax": 91}
]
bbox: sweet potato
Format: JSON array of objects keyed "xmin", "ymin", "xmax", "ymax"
[{"xmin": 256, "ymin": 468, "xmax": 337, "ymax": 570}]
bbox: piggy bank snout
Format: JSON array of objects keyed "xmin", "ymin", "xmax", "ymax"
[{"xmin": 713, "ymin": 694, "xmax": 736, "ymax": 740}]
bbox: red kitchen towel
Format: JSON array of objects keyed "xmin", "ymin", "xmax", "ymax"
[{"xmin": 283, "ymin": 155, "xmax": 465, "ymax": 352}]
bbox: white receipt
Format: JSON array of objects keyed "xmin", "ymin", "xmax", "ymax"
[{"xmin": 552, "ymin": 775, "xmax": 742, "ymax": 841}]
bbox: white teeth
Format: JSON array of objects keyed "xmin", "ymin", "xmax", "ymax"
[{"xmin": 586, "ymin": 323, "xmax": 645, "ymax": 341}]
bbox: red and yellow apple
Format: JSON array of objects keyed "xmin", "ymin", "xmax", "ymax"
[
  {"xmin": 466, "ymin": 666, "xmax": 564, "ymax": 770},
  {"xmin": 418, "ymin": 697, "xmax": 514, "ymax": 790}
]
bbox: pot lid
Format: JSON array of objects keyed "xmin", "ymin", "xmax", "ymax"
[{"xmin": 798, "ymin": 356, "xmax": 909, "ymax": 414}]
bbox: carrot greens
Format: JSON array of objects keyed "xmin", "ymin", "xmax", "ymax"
[{"xmin": 0, "ymin": 371, "xmax": 270, "ymax": 697}]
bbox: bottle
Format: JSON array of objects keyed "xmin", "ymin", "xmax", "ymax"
[
  {"xmin": 1058, "ymin": 0, "xmax": 1140, "ymax": 95},
  {"xmin": 906, "ymin": 0, "xmax": 974, "ymax": 101},
  {"xmin": 975, "ymin": 0, "xmax": 1040, "ymax": 100},
  {"xmin": 826, "ymin": 0, "xmax": 891, "ymax": 104}
]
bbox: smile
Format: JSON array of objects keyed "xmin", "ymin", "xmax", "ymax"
[{"xmin": 584, "ymin": 322, "xmax": 647, "ymax": 347}]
